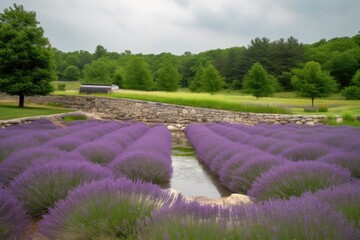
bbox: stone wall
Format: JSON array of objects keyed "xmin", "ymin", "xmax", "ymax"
[{"xmin": 0, "ymin": 95, "xmax": 326, "ymax": 127}]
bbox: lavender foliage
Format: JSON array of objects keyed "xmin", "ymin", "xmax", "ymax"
[
  {"xmin": 248, "ymin": 161, "xmax": 352, "ymax": 201},
  {"xmin": 0, "ymin": 186, "xmax": 30, "ymax": 240},
  {"xmin": 39, "ymin": 178, "xmax": 181, "ymax": 239},
  {"xmin": 9, "ymin": 160, "xmax": 113, "ymax": 217}
]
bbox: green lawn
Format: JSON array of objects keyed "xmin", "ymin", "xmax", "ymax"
[
  {"xmin": 51, "ymin": 81, "xmax": 81, "ymax": 91},
  {"xmin": 0, "ymin": 102, "xmax": 74, "ymax": 120}
]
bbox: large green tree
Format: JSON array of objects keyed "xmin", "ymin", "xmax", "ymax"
[
  {"xmin": 243, "ymin": 62, "xmax": 278, "ymax": 99},
  {"xmin": 291, "ymin": 61, "xmax": 337, "ymax": 107},
  {"xmin": 0, "ymin": 4, "xmax": 55, "ymax": 107},
  {"xmin": 156, "ymin": 60, "xmax": 180, "ymax": 91},
  {"xmin": 201, "ymin": 64, "xmax": 225, "ymax": 94},
  {"xmin": 123, "ymin": 56, "xmax": 153, "ymax": 90},
  {"xmin": 82, "ymin": 57, "xmax": 116, "ymax": 84},
  {"xmin": 341, "ymin": 70, "xmax": 360, "ymax": 100}
]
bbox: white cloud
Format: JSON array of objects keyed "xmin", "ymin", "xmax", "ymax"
[{"xmin": 0, "ymin": 0, "xmax": 359, "ymax": 54}]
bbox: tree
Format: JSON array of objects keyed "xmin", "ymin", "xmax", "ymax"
[
  {"xmin": 82, "ymin": 58, "xmax": 116, "ymax": 84},
  {"xmin": 123, "ymin": 56, "xmax": 153, "ymax": 90},
  {"xmin": 243, "ymin": 62, "xmax": 278, "ymax": 99},
  {"xmin": 156, "ymin": 60, "xmax": 180, "ymax": 91},
  {"xmin": 63, "ymin": 65, "xmax": 80, "ymax": 81},
  {"xmin": 291, "ymin": 61, "xmax": 337, "ymax": 107},
  {"xmin": 189, "ymin": 65, "xmax": 204, "ymax": 92},
  {"xmin": 201, "ymin": 64, "xmax": 225, "ymax": 94},
  {"xmin": 0, "ymin": 4, "xmax": 55, "ymax": 107},
  {"xmin": 341, "ymin": 70, "xmax": 360, "ymax": 99}
]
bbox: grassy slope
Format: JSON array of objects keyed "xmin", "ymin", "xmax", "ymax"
[
  {"xmin": 0, "ymin": 102, "xmax": 74, "ymax": 120},
  {"xmin": 51, "ymin": 81, "xmax": 81, "ymax": 91},
  {"xmin": 53, "ymin": 89, "xmax": 360, "ymax": 117}
]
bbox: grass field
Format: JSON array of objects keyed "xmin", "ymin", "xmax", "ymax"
[
  {"xmin": 53, "ymin": 88, "xmax": 360, "ymax": 117},
  {"xmin": 0, "ymin": 102, "xmax": 74, "ymax": 120},
  {"xmin": 51, "ymin": 81, "xmax": 81, "ymax": 91}
]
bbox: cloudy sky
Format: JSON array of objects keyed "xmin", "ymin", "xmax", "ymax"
[{"xmin": 1, "ymin": 0, "xmax": 359, "ymax": 55}]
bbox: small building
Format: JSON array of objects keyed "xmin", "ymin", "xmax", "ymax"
[{"xmin": 79, "ymin": 84, "xmax": 119, "ymax": 94}]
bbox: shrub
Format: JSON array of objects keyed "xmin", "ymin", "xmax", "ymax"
[
  {"xmin": 0, "ymin": 147, "xmax": 81, "ymax": 186},
  {"xmin": 219, "ymin": 151, "xmax": 257, "ymax": 187},
  {"xmin": 228, "ymin": 156, "xmax": 288, "ymax": 193},
  {"xmin": 138, "ymin": 200, "xmax": 230, "ymax": 240},
  {"xmin": 317, "ymin": 104, "xmax": 328, "ymax": 112},
  {"xmin": 0, "ymin": 186, "xmax": 30, "ymax": 239},
  {"xmin": 341, "ymin": 86, "xmax": 360, "ymax": 100},
  {"xmin": 39, "ymin": 178, "xmax": 180, "ymax": 239},
  {"xmin": 304, "ymin": 106, "xmax": 317, "ymax": 112},
  {"xmin": 229, "ymin": 196, "xmax": 360, "ymax": 240},
  {"xmin": 248, "ymin": 161, "xmax": 352, "ymax": 201},
  {"xmin": 0, "ymin": 135, "xmax": 41, "ymax": 162},
  {"xmin": 45, "ymin": 135, "xmax": 85, "ymax": 152},
  {"xmin": 57, "ymin": 83, "xmax": 66, "ymax": 91},
  {"xmin": 303, "ymin": 182, "xmax": 360, "ymax": 229},
  {"xmin": 281, "ymin": 143, "xmax": 329, "ymax": 161},
  {"xmin": 109, "ymin": 151, "xmax": 173, "ymax": 184},
  {"xmin": 9, "ymin": 160, "xmax": 112, "ymax": 217},
  {"xmin": 342, "ymin": 112, "xmax": 354, "ymax": 121},
  {"xmin": 318, "ymin": 151, "xmax": 360, "ymax": 178},
  {"xmin": 76, "ymin": 141, "xmax": 119, "ymax": 166}
]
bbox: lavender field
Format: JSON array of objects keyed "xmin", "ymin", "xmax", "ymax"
[{"xmin": 1, "ymin": 120, "xmax": 360, "ymax": 239}]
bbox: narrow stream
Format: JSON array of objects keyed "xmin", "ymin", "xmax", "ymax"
[{"xmin": 169, "ymin": 132, "xmax": 231, "ymax": 198}]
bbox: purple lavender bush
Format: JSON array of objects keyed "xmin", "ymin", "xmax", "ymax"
[
  {"xmin": 109, "ymin": 151, "xmax": 173, "ymax": 184},
  {"xmin": 0, "ymin": 185, "xmax": 30, "ymax": 240},
  {"xmin": 9, "ymin": 160, "xmax": 112, "ymax": 217},
  {"xmin": 303, "ymin": 181, "xmax": 360, "ymax": 229},
  {"xmin": 248, "ymin": 161, "xmax": 352, "ymax": 201},
  {"xmin": 76, "ymin": 141, "xmax": 119, "ymax": 166},
  {"xmin": 318, "ymin": 151, "xmax": 360, "ymax": 178},
  {"xmin": 281, "ymin": 142, "xmax": 330, "ymax": 161},
  {"xmin": 229, "ymin": 196, "xmax": 360, "ymax": 240},
  {"xmin": 0, "ymin": 147, "xmax": 64, "ymax": 186},
  {"xmin": 39, "ymin": 178, "xmax": 181, "ymax": 239},
  {"xmin": 138, "ymin": 200, "xmax": 231, "ymax": 240},
  {"xmin": 228, "ymin": 155, "xmax": 288, "ymax": 193},
  {"xmin": 0, "ymin": 135, "xmax": 41, "ymax": 162}
]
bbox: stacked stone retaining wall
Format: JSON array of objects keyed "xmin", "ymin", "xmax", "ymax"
[{"xmin": 0, "ymin": 95, "xmax": 326, "ymax": 126}]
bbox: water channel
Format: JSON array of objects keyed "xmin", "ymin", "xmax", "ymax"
[{"xmin": 168, "ymin": 132, "xmax": 231, "ymax": 198}]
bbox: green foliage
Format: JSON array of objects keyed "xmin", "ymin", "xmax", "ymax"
[
  {"xmin": 82, "ymin": 57, "xmax": 115, "ymax": 84},
  {"xmin": 57, "ymin": 83, "xmax": 66, "ymax": 91},
  {"xmin": 243, "ymin": 62, "xmax": 278, "ymax": 98},
  {"xmin": 341, "ymin": 70, "xmax": 360, "ymax": 100},
  {"xmin": 62, "ymin": 113, "xmax": 88, "ymax": 122},
  {"xmin": 113, "ymin": 68, "xmax": 124, "ymax": 88},
  {"xmin": 156, "ymin": 60, "xmax": 180, "ymax": 91},
  {"xmin": 0, "ymin": 4, "xmax": 55, "ymax": 107},
  {"xmin": 342, "ymin": 112, "xmax": 354, "ymax": 121},
  {"xmin": 123, "ymin": 56, "xmax": 153, "ymax": 90},
  {"xmin": 188, "ymin": 65, "xmax": 204, "ymax": 92},
  {"xmin": 291, "ymin": 61, "xmax": 338, "ymax": 106},
  {"xmin": 63, "ymin": 65, "xmax": 80, "ymax": 81},
  {"xmin": 317, "ymin": 104, "xmax": 328, "ymax": 112},
  {"xmin": 201, "ymin": 64, "xmax": 225, "ymax": 94}
]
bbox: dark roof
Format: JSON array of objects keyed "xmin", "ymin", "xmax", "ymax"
[{"xmin": 79, "ymin": 84, "xmax": 112, "ymax": 94}]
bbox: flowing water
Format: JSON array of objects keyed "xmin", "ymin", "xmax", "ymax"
[{"xmin": 168, "ymin": 132, "xmax": 231, "ymax": 198}]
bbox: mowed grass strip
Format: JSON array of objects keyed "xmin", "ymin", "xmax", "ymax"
[{"xmin": 0, "ymin": 102, "xmax": 74, "ymax": 120}]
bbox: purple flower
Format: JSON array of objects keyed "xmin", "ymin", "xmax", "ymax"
[
  {"xmin": 9, "ymin": 160, "xmax": 113, "ymax": 217},
  {"xmin": 39, "ymin": 178, "xmax": 181, "ymax": 239},
  {"xmin": 248, "ymin": 161, "xmax": 352, "ymax": 201},
  {"xmin": 317, "ymin": 151, "xmax": 360, "ymax": 178},
  {"xmin": 0, "ymin": 186, "xmax": 30, "ymax": 239},
  {"xmin": 228, "ymin": 155, "xmax": 288, "ymax": 193},
  {"xmin": 281, "ymin": 142, "xmax": 330, "ymax": 161},
  {"xmin": 109, "ymin": 150, "xmax": 173, "ymax": 184}
]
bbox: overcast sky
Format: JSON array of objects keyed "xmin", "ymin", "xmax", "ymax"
[{"xmin": 1, "ymin": 0, "xmax": 359, "ymax": 55}]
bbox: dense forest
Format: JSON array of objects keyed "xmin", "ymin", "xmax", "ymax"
[{"xmin": 53, "ymin": 34, "xmax": 360, "ymax": 94}]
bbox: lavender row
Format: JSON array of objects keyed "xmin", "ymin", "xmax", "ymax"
[
  {"xmin": 0, "ymin": 120, "xmax": 173, "ymax": 225},
  {"xmin": 109, "ymin": 124, "xmax": 173, "ymax": 184},
  {"xmin": 206, "ymin": 123, "xmax": 360, "ymax": 178},
  {"xmin": 185, "ymin": 123, "xmax": 354, "ymax": 201},
  {"xmin": 139, "ymin": 182, "xmax": 360, "ymax": 239}
]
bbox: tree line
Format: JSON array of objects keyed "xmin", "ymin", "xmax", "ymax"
[
  {"xmin": 54, "ymin": 34, "xmax": 360, "ymax": 93},
  {"xmin": 1, "ymin": 4, "xmax": 360, "ymax": 108}
]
